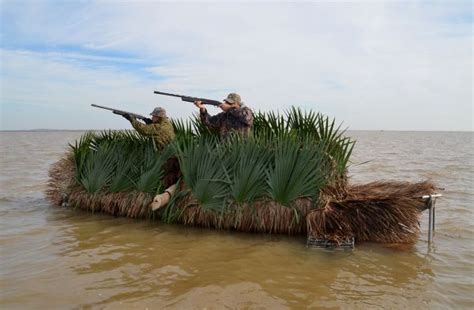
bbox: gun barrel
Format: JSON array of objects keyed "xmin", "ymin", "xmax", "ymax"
[
  {"xmin": 91, "ymin": 104, "xmax": 114, "ymax": 111},
  {"xmin": 154, "ymin": 90, "xmax": 222, "ymax": 106},
  {"xmin": 91, "ymin": 104, "xmax": 148, "ymax": 121},
  {"xmin": 153, "ymin": 91, "xmax": 183, "ymax": 98}
]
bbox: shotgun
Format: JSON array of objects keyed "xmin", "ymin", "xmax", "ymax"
[
  {"xmin": 91, "ymin": 104, "xmax": 153, "ymax": 124},
  {"xmin": 154, "ymin": 90, "xmax": 222, "ymax": 106}
]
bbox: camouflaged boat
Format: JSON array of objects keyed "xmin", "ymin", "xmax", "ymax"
[{"xmin": 46, "ymin": 108, "xmax": 439, "ymax": 248}]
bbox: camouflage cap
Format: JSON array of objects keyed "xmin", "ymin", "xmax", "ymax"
[
  {"xmin": 223, "ymin": 93, "xmax": 241, "ymax": 105},
  {"xmin": 150, "ymin": 107, "xmax": 167, "ymax": 117}
]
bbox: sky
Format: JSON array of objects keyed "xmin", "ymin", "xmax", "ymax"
[{"xmin": 0, "ymin": 0, "xmax": 472, "ymax": 131}]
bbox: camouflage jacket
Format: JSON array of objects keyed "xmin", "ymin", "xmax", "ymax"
[
  {"xmin": 130, "ymin": 117, "xmax": 175, "ymax": 149},
  {"xmin": 200, "ymin": 106, "xmax": 254, "ymax": 138}
]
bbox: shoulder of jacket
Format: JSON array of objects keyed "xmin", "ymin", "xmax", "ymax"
[
  {"xmin": 241, "ymin": 106, "xmax": 253, "ymax": 114},
  {"xmin": 165, "ymin": 119, "xmax": 175, "ymax": 127}
]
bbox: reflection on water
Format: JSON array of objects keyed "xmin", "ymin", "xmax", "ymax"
[
  {"xmin": 0, "ymin": 131, "xmax": 473, "ymax": 308},
  {"xmin": 1, "ymin": 205, "xmax": 437, "ymax": 309}
]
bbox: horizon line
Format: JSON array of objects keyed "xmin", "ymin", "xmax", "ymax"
[{"xmin": 1, "ymin": 129, "xmax": 473, "ymax": 133}]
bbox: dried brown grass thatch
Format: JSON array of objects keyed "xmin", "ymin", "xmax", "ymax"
[
  {"xmin": 174, "ymin": 197, "xmax": 314, "ymax": 235},
  {"xmin": 307, "ymin": 181, "xmax": 437, "ymax": 244},
  {"xmin": 46, "ymin": 151, "xmax": 76, "ymax": 206},
  {"xmin": 68, "ymin": 189, "xmax": 153, "ymax": 218}
]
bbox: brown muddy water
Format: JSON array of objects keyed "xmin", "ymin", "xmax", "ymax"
[{"xmin": 0, "ymin": 131, "xmax": 473, "ymax": 309}]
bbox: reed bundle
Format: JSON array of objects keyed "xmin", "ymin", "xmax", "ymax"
[
  {"xmin": 46, "ymin": 152, "xmax": 75, "ymax": 206},
  {"xmin": 174, "ymin": 198, "xmax": 313, "ymax": 234},
  {"xmin": 306, "ymin": 181, "xmax": 436, "ymax": 244},
  {"xmin": 68, "ymin": 189, "xmax": 153, "ymax": 218}
]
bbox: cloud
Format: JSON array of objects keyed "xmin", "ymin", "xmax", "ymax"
[
  {"xmin": 1, "ymin": 1, "xmax": 472, "ymax": 130},
  {"xmin": 0, "ymin": 49, "xmax": 205, "ymax": 130}
]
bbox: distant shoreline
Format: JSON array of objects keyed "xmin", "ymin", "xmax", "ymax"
[
  {"xmin": 0, "ymin": 129, "xmax": 472, "ymax": 133},
  {"xmin": 0, "ymin": 129, "xmax": 89, "ymax": 132}
]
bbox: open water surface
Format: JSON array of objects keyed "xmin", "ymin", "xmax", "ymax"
[{"xmin": 0, "ymin": 131, "xmax": 473, "ymax": 309}]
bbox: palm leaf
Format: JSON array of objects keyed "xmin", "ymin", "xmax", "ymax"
[
  {"xmin": 174, "ymin": 137, "xmax": 230, "ymax": 211},
  {"xmin": 78, "ymin": 141, "xmax": 116, "ymax": 193},
  {"xmin": 266, "ymin": 138, "xmax": 328, "ymax": 206},
  {"xmin": 222, "ymin": 136, "xmax": 271, "ymax": 204},
  {"xmin": 134, "ymin": 144, "xmax": 174, "ymax": 194}
]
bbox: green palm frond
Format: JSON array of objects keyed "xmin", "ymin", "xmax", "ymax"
[
  {"xmin": 253, "ymin": 110, "xmax": 290, "ymax": 138},
  {"xmin": 108, "ymin": 146, "xmax": 140, "ymax": 192},
  {"xmin": 78, "ymin": 141, "xmax": 117, "ymax": 193},
  {"xmin": 172, "ymin": 115, "xmax": 220, "ymax": 140},
  {"xmin": 330, "ymin": 136, "xmax": 355, "ymax": 175},
  {"xmin": 171, "ymin": 118, "xmax": 194, "ymax": 139},
  {"xmin": 105, "ymin": 132, "xmax": 152, "ymax": 192},
  {"xmin": 286, "ymin": 106, "xmax": 319, "ymax": 138},
  {"xmin": 70, "ymin": 131, "xmax": 95, "ymax": 182},
  {"xmin": 266, "ymin": 138, "xmax": 328, "ymax": 206},
  {"xmin": 191, "ymin": 114, "xmax": 220, "ymax": 138},
  {"xmin": 134, "ymin": 144, "xmax": 174, "ymax": 194},
  {"xmin": 222, "ymin": 136, "xmax": 271, "ymax": 204},
  {"xmin": 174, "ymin": 137, "xmax": 229, "ymax": 211},
  {"xmin": 314, "ymin": 114, "xmax": 354, "ymax": 176}
]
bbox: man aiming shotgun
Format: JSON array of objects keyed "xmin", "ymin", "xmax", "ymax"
[
  {"xmin": 91, "ymin": 104, "xmax": 175, "ymax": 150},
  {"xmin": 155, "ymin": 91, "xmax": 254, "ymax": 138},
  {"xmin": 91, "ymin": 103, "xmax": 178, "ymax": 212}
]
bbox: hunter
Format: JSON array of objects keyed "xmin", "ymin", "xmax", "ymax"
[
  {"xmin": 194, "ymin": 93, "xmax": 253, "ymax": 137},
  {"xmin": 122, "ymin": 107, "xmax": 175, "ymax": 150}
]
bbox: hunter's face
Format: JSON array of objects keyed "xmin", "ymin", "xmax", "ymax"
[
  {"xmin": 152, "ymin": 115, "xmax": 161, "ymax": 123},
  {"xmin": 224, "ymin": 101, "xmax": 239, "ymax": 109}
]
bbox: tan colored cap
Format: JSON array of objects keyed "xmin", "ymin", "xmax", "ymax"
[
  {"xmin": 150, "ymin": 107, "xmax": 167, "ymax": 117},
  {"xmin": 223, "ymin": 93, "xmax": 241, "ymax": 105}
]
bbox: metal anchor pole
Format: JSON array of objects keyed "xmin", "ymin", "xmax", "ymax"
[{"xmin": 428, "ymin": 196, "xmax": 433, "ymax": 243}]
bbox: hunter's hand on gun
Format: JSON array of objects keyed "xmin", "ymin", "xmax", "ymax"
[
  {"xmin": 118, "ymin": 112, "xmax": 132, "ymax": 121},
  {"xmin": 194, "ymin": 100, "xmax": 231, "ymax": 112},
  {"xmin": 194, "ymin": 100, "xmax": 205, "ymax": 109}
]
